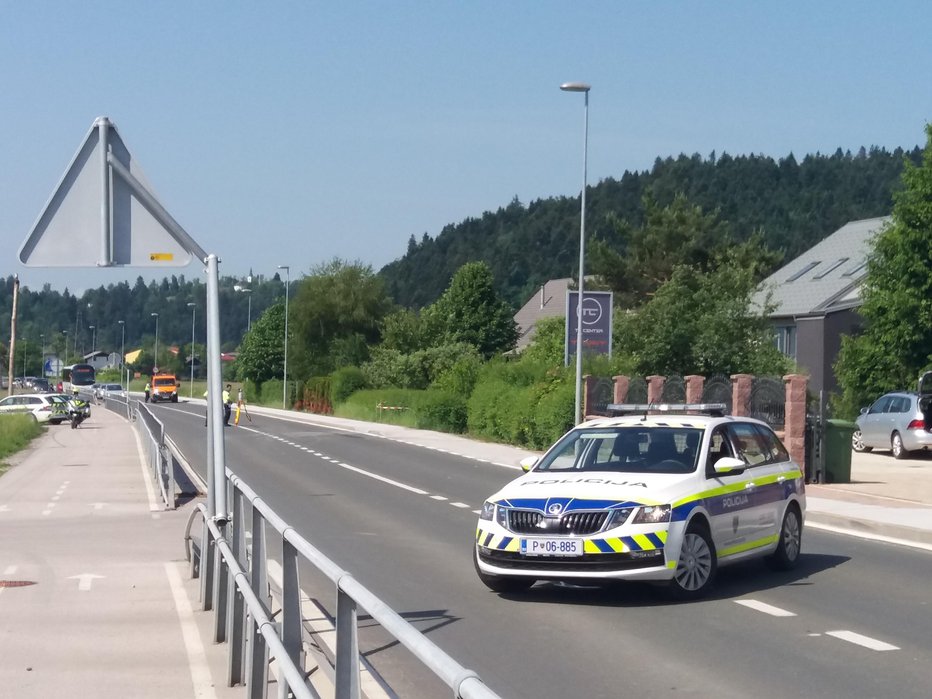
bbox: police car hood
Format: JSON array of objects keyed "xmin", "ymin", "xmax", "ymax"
[{"xmin": 492, "ymin": 470, "xmax": 695, "ymax": 510}]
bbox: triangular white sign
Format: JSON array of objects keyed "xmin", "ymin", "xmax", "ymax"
[{"xmin": 19, "ymin": 117, "xmax": 194, "ymax": 268}]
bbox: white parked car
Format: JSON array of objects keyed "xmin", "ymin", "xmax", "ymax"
[
  {"xmin": 0, "ymin": 393, "xmax": 71, "ymax": 424},
  {"xmin": 474, "ymin": 404, "xmax": 806, "ymax": 599}
]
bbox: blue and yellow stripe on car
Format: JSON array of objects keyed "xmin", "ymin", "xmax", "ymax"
[{"xmin": 476, "ymin": 526, "xmax": 668, "ymax": 554}]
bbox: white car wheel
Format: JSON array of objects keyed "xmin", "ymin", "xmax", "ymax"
[{"xmin": 851, "ymin": 429, "xmax": 871, "ymax": 453}]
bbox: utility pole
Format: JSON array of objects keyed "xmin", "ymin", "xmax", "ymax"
[{"xmin": 6, "ymin": 275, "xmax": 18, "ymax": 396}]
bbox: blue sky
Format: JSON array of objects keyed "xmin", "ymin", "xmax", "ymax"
[{"xmin": 2, "ymin": 1, "xmax": 930, "ymax": 294}]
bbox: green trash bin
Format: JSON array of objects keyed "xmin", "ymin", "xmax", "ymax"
[{"xmin": 824, "ymin": 419, "xmax": 857, "ymax": 483}]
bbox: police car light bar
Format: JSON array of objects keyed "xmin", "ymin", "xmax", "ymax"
[{"xmin": 606, "ymin": 402, "xmax": 728, "ymax": 417}]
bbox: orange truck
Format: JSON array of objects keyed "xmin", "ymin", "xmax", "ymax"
[{"xmin": 151, "ymin": 373, "xmax": 179, "ymax": 403}]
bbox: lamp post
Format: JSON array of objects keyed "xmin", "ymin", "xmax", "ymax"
[
  {"xmin": 89, "ymin": 325, "xmax": 96, "ymax": 354},
  {"xmin": 151, "ymin": 312, "xmax": 160, "ymax": 373},
  {"xmin": 62, "ymin": 330, "xmax": 68, "ymax": 370},
  {"xmin": 22, "ymin": 337, "xmax": 27, "ymax": 379},
  {"xmin": 560, "ymin": 81, "xmax": 590, "ymax": 425},
  {"xmin": 187, "ymin": 302, "xmax": 196, "ymax": 398},
  {"xmin": 118, "ymin": 320, "xmax": 125, "ymax": 390},
  {"xmin": 235, "ymin": 285, "xmax": 253, "ymax": 332},
  {"xmin": 278, "ymin": 265, "xmax": 290, "ymax": 409},
  {"xmin": 40, "ymin": 334, "xmax": 44, "ymax": 379}
]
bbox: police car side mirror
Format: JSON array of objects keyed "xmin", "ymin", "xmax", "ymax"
[
  {"xmin": 519, "ymin": 456, "xmax": 539, "ymax": 472},
  {"xmin": 713, "ymin": 457, "xmax": 747, "ymax": 475}
]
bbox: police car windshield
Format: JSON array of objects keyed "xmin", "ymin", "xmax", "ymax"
[{"xmin": 537, "ymin": 426, "xmax": 702, "ymax": 475}]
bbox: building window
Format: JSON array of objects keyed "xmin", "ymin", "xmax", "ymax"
[
  {"xmin": 774, "ymin": 325, "xmax": 797, "ymax": 359},
  {"xmin": 814, "ymin": 257, "xmax": 849, "ymax": 279},
  {"xmin": 786, "ymin": 261, "xmax": 821, "ymax": 282},
  {"xmin": 842, "ymin": 260, "xmax": 868, "ymax": 277}
]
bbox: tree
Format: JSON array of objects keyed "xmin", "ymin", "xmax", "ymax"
[
  {"xmin": 288, "ymin": 259, "xmax": 394, "ymax": 378},
  {"xmin": 835, "ymin": 123, "xmax": 932, "ymax": 414},
  {"xmin": 235, "ymin": 303, "xmax": 285, "ymax": 385},
  {"xmin": 421, "ymin": 261, "xmax": 518, "ymax": 358},
  {"xmin": 614, "ymin": 258, "xmax": 790, "ymax": 377}
]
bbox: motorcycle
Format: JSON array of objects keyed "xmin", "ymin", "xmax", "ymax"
[{"xmin": 68, "ymin": 396, "xmax": 91, "ymax": 429}]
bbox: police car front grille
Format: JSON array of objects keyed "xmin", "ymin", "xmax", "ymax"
[{"xmin": 507, "ymin": 510, "xmax": 609, "ymax": 535}]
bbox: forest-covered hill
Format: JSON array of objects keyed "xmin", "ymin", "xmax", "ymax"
[{"xmin": 379, "ymin": 146, "xmax": 922, "ymax": 309}]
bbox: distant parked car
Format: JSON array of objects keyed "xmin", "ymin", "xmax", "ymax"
[
  {"xmin": 852, "ymin": 373, "xmax": 932, "ymax": 459},
  {"xmin": 0, "ymin": 393, "xmax": 70, "ymax": 424},
  {"xmin": 31, "ymin": 378, "xmax": 51, "ymax": 393}
]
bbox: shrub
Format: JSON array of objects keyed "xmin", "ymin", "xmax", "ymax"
[
  {"xmin": 330, "ymin": 367, "xmax": 368, "ymax": 404},
  {"xmin": 416, "ymin": 390, "xmax": 468, "ymax": 433}
]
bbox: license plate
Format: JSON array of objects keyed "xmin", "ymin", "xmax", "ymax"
[{"xmin": 521, "ymin": 538, "xmax": 583, "ymax": 557}]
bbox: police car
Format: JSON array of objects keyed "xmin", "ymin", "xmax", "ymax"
[{"xmin": 474, "ymin": 404, "xmax": 805, "ymax": 599}]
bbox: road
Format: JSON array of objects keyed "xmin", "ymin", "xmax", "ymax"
[{"xmin": 151, "ymin": 400, "xmax": 932, "ymax": 699}]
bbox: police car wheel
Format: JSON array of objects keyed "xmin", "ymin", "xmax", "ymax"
[
  {"xmin": 669, "ymin": 522, "xmax": 716, "ymax": 600},
  {"xmin": 767, "ymin": 504, "xmax": 802, "ymax": 571},
  {"xmin": 473, "ymin": 547, "xmax": 535, "ymax": 593}
]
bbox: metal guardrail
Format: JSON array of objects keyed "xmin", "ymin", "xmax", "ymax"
[
  {"xmin": 186, "ymin": 470, "xmax": 503, "ymax": 699},
  {"xmin": 106, "ymin": 395, "xmax": 176, "ymax": 509}
]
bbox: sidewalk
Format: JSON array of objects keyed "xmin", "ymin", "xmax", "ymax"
[{"xmin": 0, "ymin": 407, "xmax": 238, "ymax": 698}]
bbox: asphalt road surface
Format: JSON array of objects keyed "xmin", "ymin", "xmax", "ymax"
[{"xmin": 151, "ymin": 401, "xmax": 932, "ymax": 699}]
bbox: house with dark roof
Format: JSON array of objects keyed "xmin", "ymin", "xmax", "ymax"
[
  {"xmin": 754, "ymin": 216, "xmax": 889, "ymax": 395},
  {"xmin": 513, "ymin": 278, "xmax": 573, "ymax": 352}
]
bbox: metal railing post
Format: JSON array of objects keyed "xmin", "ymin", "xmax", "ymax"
[
  {"xmin": 334, "ymin": 580, "xmax": 360, "ymax": 699},
  {"xmin": 228, "ymin": 490, "xmax": 247, "ymax": 686},
  {"xmin": 248, "ymin": 506, "xmax": 269, "ymax": 699},
  {"xmin": 280, "ymin": 538, "xmax": 304, "ymax": 698}
]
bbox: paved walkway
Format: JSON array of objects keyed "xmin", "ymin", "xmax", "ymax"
[
  {"xmin": 0, "ymin": 407, "xmax": 238, "ymax": 699},
  {"xmin": 2, "ymin": 402, "xmax": 930, "ymax": 698}
]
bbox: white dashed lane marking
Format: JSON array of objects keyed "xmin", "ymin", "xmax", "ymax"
[
  {"xmin": 826, "ymin": 630, "xmax": 899, "ymax": 651},
  {"xmin": 735, "ymin": 599, "xmax": 797, "ymax": 617},
  {"xmin": 736, "ymin": 600, "xmax": 900, "ymax": 652}
]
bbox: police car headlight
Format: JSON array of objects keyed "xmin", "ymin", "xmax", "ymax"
[
  {"xmin": 480, "ymin": 501, "xmax": 496, "ymax": 521},
  {"xmin": 632, "ymin": 505, "xmax": 671, "ymax": 524},
  {"xmin": 605, "ymin": 507, "xmax": 635, "ymax": 528}
]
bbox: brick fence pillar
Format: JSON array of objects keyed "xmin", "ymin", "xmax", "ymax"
[
  {"xmin": 731, "ymin": 374, "xmax": 753, "ymax": 416},
  {"xmin": 647, "ymin": 375, "xmax": 665, "ymax": 404},
  {"xmin": 783, "ymin": 374, "xmax": 809, "ymax": 469},
  {"xmin": 685, "ymin": 375, "xmax": 705, "ymax": 404},
  {"xmin": 612, "ymin": 375, "xmax": 630, "ymax": 404},
  {"xmin": 583, "ymin": 374, "xmax": 597, "ymax": 419}
]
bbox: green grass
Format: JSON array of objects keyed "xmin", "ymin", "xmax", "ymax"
[{"xmin": 0, "ymin": 414, "xmax": 44, "ymax": 476}]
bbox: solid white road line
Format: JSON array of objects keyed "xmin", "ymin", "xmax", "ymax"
[
  {"xmin": 826, "ymin": 630, "xmax": 900, "ymax": 651},
  {"xmin": 164, "ymin": 561, "xmax": 218, "ymax": 698}
]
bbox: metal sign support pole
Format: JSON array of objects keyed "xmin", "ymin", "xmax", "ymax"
[{"xmin": 206, "ymin": 254, "xmax": 228, "ymax": 522}]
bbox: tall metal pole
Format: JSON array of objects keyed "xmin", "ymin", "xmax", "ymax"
[
  {"xmin": 278, "ymin": 265, "xmax": 290, "ymax": 409},
  {"xmin": 7, "ymin": 276, "xmax": 18, "ymax": 396},
  {"xmin": 561, "ymin": 82, "xmax": 590, "ymax": 425},
  {"xmin": 151, "ymin": 312, "xmax": 159, "ymax": 372},
  {"xmin": 118, "ymin": 321, "xmax": 125, "ymax": 390},
  {"xmin": 188, "ymin": 302, "xmax": 196, "ymax": 398},
  {"xmin": 206, "ymin": 254, "xmax": 227, "ymax": 520}
]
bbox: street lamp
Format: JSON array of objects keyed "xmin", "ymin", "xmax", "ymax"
[
  {"xmin": 118, "ymin": 320, "xmax": 125, "ymax": 390},
  {"xmin": 62, "ymin": 330, "xmax": 68, "ymax": 369},
  {"xmin": 187, "ymin": 302, "xmax": 196, "ymax": 398},
  {"xmin": 40, "ymin": 334, "xmax": 44, "ymax": 379},
  {"xmin": 235, "ymin": 285, "xmax": 253, "ymax": 332},
  {"xmin": 89, "ymin": 325, "xmax": 96, "ymax": 354},
  {"xmin": 151, "ymin": 312, "xmax": 160, "ymax": 372},
  {"xmin": 278, "ymin": 265, "xmax": 290, "ymax": 409},
  {"xmin": 560, "ymin": 81, "xmax": 590, "ymax": 425},
  {"xmin": 21, "ymin": 337, "xmax": 27, "ymax": 379}
]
